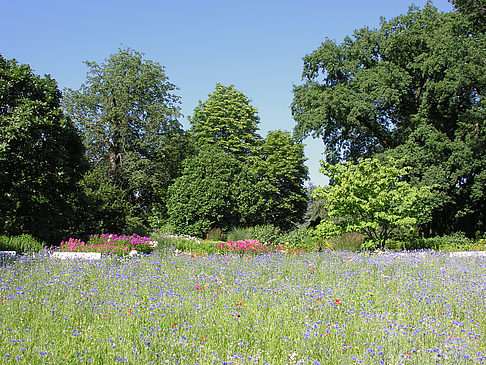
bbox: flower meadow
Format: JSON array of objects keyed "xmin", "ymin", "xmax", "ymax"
[{"xmin": 0, "ymin": 250, "xmax": 485, "ymax": 364}]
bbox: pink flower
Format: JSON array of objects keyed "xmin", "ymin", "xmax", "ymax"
[{"xmin": 195, "ymin": 285, "xmax": 201, "ymax": 290}]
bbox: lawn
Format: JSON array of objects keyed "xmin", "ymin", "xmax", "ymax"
[{"xmin": 0, "ymin": 250, "xmax": 485, "ymax": 364}]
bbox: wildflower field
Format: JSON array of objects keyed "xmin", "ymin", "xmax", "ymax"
[{"xmin": 0, "ymin": 250, "xmax": 485, "ymax": 364}]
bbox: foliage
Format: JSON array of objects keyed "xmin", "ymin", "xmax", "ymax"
[
  {"xmin": 166, "ymin": 146, "xmax": 266, "ymax": 237},
  {"xmin": 327, "ymin": 232, "xmax": 365, "ymax": 251},
  {"xmin": 226, "ymin": 225, "xmax": 281, "ymax": 244},
  {"xmin": 189, "ymin": 85, "xmax": 309, "ymax": 230},
  {"xmin": 60, "ymin": 233, "xmax": 156, "ymax": 255},
  {"xmin": 383, "ymin": 123, "xmax": 485, "ymax": 236},
  {"xmin": 450, "ymin": 0, "xmax": 486, "ymax": 34},
  {"xmin": 189, "ymin": 83, "xmax": 261, "ymax": 160},
  {"xmin": 251, "ymin": 130, "xmax": 309, "ymax": 230},
  {"xmin": 63, "ymin": 48, "xmax": 188, "ymax": 230},
  {"xmin": 313, "ymin": 156, "xmax": 435, "ymax": 249},
  {"xmin": 0, "ymin": 234, "xmax": 45, "ymax": 252},
  {"xmin": 77, "ymin": 167, "xmax": 133, "ymax": 235},
  {"xmin": 292, "ymin": 4, "xmax": 486, "ymax": 236},
  {"xmin": 423, "ymin": 232, "xmax": 484, "ymax": 252},
  {"xmin": 151, "ymin": 233, "xmax": 220, "ymax": 254},
  {"xmin": 0, "ymin": 55, "xmax": 87, "ymax": 244},
  {"xmin": 301, "ymin": 183, "xmax": 328, "ymax": 228},
  {"xmin": 278, "ymin": 227, "xmax": 319, "ymax": 252}
]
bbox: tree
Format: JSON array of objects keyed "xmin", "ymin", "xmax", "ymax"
[
  {"xmin": 450, "ymin": 0, "xmax": 486, "ymax": 34},
  {"xmin": 312, "ymin": 157, "xmax": 435, "ymax": 249},
  {"xmin": 63, "ymin": 48, "xmax": 188, "ymax": 231},
  {"xmin": 301, "ymin": 183, "xmax": 328, "ymax": 229},
  {"xmin": 251, "ymin": 130, "xmax": 308, "ymax": 230},
  {"xmin": 0, "ymin": 55, "xmax": 87, "ymax": 243},
  {"xmin": 166, "ymin": 146, "xmax": 265, "ymax": 237},
  {"xmin": 189, "ymin": 84, "xmax": 262, "ymax": 160},
  {"xmin": 292, "ymin": 4, "xmax": 485, "ymax": 236}
]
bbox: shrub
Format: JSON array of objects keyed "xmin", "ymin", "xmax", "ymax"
[
  {"xmin": 227, "ymin": 225, "xmax": 280, "ymax": 244},
  {"xmin": 152, "ymin": 233, "xmax": 220, "ymax": 254},
  {"xmin": 279, "ymin": 227, "xmax": 318, "ymax": 251},
  {"xmin": 423, "ymin": 232, "xmax": 482, "ymax": 252},
  {"xmin": 328, "ymin": 232, "xmax": 365, "ymax": 252},
  {"xmin": 0, "ymin": 234, "xmax": 45, "ymax": 253}
]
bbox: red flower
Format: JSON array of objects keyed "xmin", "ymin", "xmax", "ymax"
[
  {"xmin": 334, "ymin": 299, "xmax": 342, "ymax": 306},
  {"xmin": 236, "ymin": 301, "xmax": 243, "ymax": 306},
  {"xmin": 103, "ymin": 314, "xmax": 109, "ymax": 317},
  {"xmin": 174, "ymin": 323, "xmax": 178, "ymax": 327}
]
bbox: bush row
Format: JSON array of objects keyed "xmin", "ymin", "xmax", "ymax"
[{"xmin": 1, "ymin": 229, "xmax": 484, "ymax": 255}]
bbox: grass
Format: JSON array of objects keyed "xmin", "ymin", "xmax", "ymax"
[{"xmin": 0, "ymin": 249, "xmax": 485, "ymax": 364}]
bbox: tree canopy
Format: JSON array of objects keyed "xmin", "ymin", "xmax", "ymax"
[
  {"xmin": 189, "ymin": 84, "xmax": 262, "ymax": 160},
  {"xmin": 166, "ymin": 146, "xmax": 265, "ymax": 237},
  {"xmin": 292, "ymin": 4, "xmax": 485, "ymax": 236},
  {"xmin": 251, "ymin": 130, "xmax": 309, "ymax": 230},
  {"xmin": 313, "ymin": 156, "xmax": 435, "ymax": 248},
  {"xmin": 0, "ymin": 55, "xmax": 87, "ymax": 243},
  {"xmin": 63, "ymin": 48, "xmax": 188, "ymax": 232}
]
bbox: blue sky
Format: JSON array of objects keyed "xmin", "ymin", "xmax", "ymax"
[{"xmin": 1, "ymin": 0, "xmax": 454, "ymax": 186}]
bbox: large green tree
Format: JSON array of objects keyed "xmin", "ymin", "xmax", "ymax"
[
  {"xmin": 313, "ymin": 156, "xmax": 435, "ymax": 249},
  {"xmin": 251, "ymin": 130, "xmax": 308, "ymax": 230},
  {"xmin": 167, "ymin": 146, "xmax": 265, "ymax": 237},
  {"xmin": 292, "ymin": 4, "xmax": 485, "ymax": 236},
  {"xmin": 189, "ymin": 84, "xmax": 262, "ymax": 160},
  {"xmin": 0, "ymin": 55, "xmax": 87, "ymax": 243},
  {"xmin": 450, "ymin": 0, "xmax": 486, "ymax": 33},
  {"xmin": 63, "ymin": 48, "xmax": 188, "ymax": 232},
  {"xmin": 187, "ymin": 84, "xmax": 309, "ymax": 230}
]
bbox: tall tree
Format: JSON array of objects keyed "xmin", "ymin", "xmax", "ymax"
[
  {"xmin": 0, "ymin": 55, "xmax": 87, "ymax": 243},
  {"xmin": 63, "ymin": 48, "xmax": 187, "ymax": 231},
  {"xmin": 251, "ymin": 130, "xmax": 309, "ymax": 230},
  {"xmin": 292, "ymin": 4, "xmax": 485, "ymax": 236},
  {"xmin": 167, "ymin": 146, "xmax": 265, "ymax": 237},
  {"xmin": 450, "ymin": 0, "xmax": 486, "ymax": 34},
  {"xmin": 184, "ymin": 85, "xmax": 309, "ymax": 231},
  {"xmin": 189, "ymin": 84, "xmax": 262, "ymax": 160}
]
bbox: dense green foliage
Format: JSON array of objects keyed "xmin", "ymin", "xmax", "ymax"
[
  {"xmin": 189, "ymin": 84, "xmax": 261, "ymax": 160},
  {"xmin": 0, "ymin": 234, "xmax": 45, "ymax": 252},
  {"xmin": 3, "ymin": 2, "xmax": 484, "ymax": 245},
  {"xmin": 251, "ymin": 130, "xmax": 308, "ymax": 230},
  {"xmin": 292, "ymin": 4, "xmax": 485, "ymax": 236},
  {"xmin": 63, "ymin": 48, "xmax": 188, "ymax": 234},
  {"xmin": 313, "ymin": 156, "xmax": 435, "ymax": 249},
  {"xmin": 182, "ymin": 84, "xmax": 309, "ymax": 232},
  {"xmin": 451, "ymin": 0, "xmax": 486, "ymax": 33},
  {"xmin": 167, "ymin": 146, "xmax": 265, "ymax": 237},
  {"xmin": 0, "ymin": 55, "xmax": 87, "ymax": 244}
]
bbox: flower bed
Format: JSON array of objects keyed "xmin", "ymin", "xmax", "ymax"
[
  {"xmin": 217, "ymin": 239, "xmax": 283, "ymax": 254},
  {"xmin": 59, "ymin": 233, "xmax": 157, "ymax": 255}
]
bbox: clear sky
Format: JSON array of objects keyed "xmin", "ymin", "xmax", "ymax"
[{"xmin": 1, "ymin": 0, "xmax": 454, "ymax": 186}]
